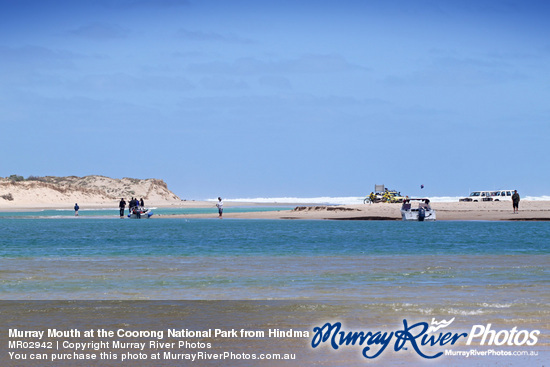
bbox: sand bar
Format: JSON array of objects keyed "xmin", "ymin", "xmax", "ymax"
[
  {"xmin": 160, "ymin": 200, "xmax": 550, "ymax": 221},
  {"xmin": 1, "ymin": 177, "xmax": 548, "ymax": 221}
]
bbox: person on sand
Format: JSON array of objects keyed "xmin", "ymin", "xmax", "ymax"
[
  {"xmin": 216, "ymin": 197, "xmax": 223, "ymax": 218},
  {"xmin": 512, "ymin": 190, "xmax": 520, "ymax": 214},
  {"xmin": 140, "ymin": 198, "xmax": 144, "ymax": 207},
  {"xmin": 74, "ymin": 203, "xmax": 79, "ymax": 216},
  {"xmin": 119, "ymin": 198, "xmax": 126, "ymax": 218}
]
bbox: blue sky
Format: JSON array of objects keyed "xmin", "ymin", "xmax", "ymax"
[{"xmin": 1, "ymin": 0, "xmax": 549, "ymax": 199}]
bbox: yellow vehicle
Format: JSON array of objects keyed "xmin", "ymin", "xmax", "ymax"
[
  {"xmin": 363, "ymin": 185, "xmax": 405, "ymax": 204},
  {"xmin": 364, "ymin": 192, "xmax": 382, "ymax": 204},
  {"xmin": 385, "ymin": 190, "xmax": 405, "ymax": 203}
]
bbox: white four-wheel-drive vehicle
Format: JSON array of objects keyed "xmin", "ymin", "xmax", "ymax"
[{"xmin": 459, "ymin": 190, "xmax": 516, "ymax": 202}]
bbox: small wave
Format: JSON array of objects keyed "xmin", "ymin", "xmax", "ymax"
[
  {"xmin": 525, "ymin": 195, "xmax": 550, "ymax": 201},
  {"xmin": 480, "ymin": 303, "xmax": 512, "ymax": 308},
  {"xmin": 444, "ymin": 308, "xmax": 486, "ymax": 316}
]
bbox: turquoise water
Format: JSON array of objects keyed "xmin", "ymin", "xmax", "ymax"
[
  {"xmin": 0, "ymin": 219, "xmax": 548, "ymax": 258},
  {"xmin": 1, "ymin": 218, "xmax": 548, "ymax": 365},
  {"xmin": 1, "ymin": 217, "xmax": 549, "ymax": 357},
  {"xmin": 0, "ymin": 206, "xmax": 291, "ymax": 218},
  {"xmin": 0, "ymin": 219, "xmax": 548, "ymax": 301}
]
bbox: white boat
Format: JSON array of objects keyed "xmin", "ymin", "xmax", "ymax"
[
  {"xmin": 400, "ymin": 198, "xmax": 436, "ymax": 221},
  {"xmin": 128, "ymin": 208, "xmax": 153, "ymax": 219}
]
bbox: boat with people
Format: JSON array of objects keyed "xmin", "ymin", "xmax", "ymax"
[
  {"xmin": 128, "ymin": 207, "xmax": 153, "ymax": 219},
  {"xmin": 400, "ymin": 198, "xmax": 436, "ymax": 221}
]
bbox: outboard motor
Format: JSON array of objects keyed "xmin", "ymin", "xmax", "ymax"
[{"xmin": 418, "ymin": 207, "xmax": 426, "ymax": 221}]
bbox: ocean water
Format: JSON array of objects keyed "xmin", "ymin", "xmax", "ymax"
[{"xmin": 1, "ymin": 217, "xmax": 548, "ymax": 365}]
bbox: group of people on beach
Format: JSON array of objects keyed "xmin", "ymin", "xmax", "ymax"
[
  {"xmin": 74, "ymin": 191, "xmax": 521, "ymax": 219},
  {"xmin": 74, "ymin": 197, "xmax": 223, "ymax": 219},
  {"xmin": 118, "ymin": 197, "xmax": 144, "ymax": 218}
]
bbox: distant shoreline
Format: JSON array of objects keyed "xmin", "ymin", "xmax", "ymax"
[
  {"xmin": 2, "ymin": 200, "xmax": 549, "ymax": 221},
  {"xmin": 152, "ymin": 200, "xmax": 550, "ymax": 221},
  {"xmin": 0, "ymin": 200, "xmax": 295, "ymax": 211}
]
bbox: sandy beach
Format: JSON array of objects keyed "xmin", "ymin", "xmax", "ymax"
[
  {"xmin": 2, "ymin": 193, "xmax": 549, "ymax": 221},
  {"xmin": 2, "ymin": 176, "xmax": 547, "ymax": 220},
  {"xmin": 158, "ymin": 200, "xmax": 550, "ymax": 221}
]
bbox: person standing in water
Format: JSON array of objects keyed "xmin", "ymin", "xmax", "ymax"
[
  {"xmin": 74, "ymin": 203, "xmax": 79, "ymax": 216},
  {"xmin": 119, "ymin": 198, "xmax": 126, "ymax": 218},
  {"xmin": 216, "ymin": 197, "xmax": 223, "ymax": 218}
]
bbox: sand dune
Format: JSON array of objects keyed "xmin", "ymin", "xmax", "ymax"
[{"xmin": 0, "ymin": 175, "xmax": 181, "ymax": 208}]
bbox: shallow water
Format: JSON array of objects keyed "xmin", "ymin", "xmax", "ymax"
[
  {"xmin": 1, "ymin": 218, "xmax": 548, "ymax": 365},
  {"xmin": 1, "ymin": 219, "xmax": 548, "ymax": 305},
  {"xmin": 0, "ymin": 206, "xmax": 291, "ymax": 219}
]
